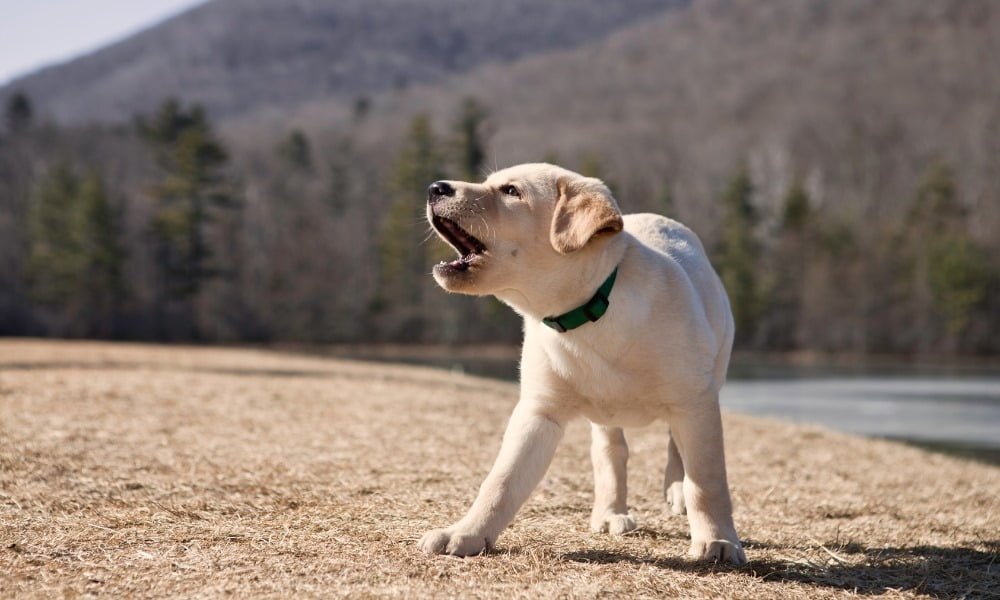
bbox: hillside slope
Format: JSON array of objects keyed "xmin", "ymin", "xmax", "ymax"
[
  {"xmin": 2, "ymin": 0, "xmax": 997, "ymax": 353},
  {"xmin": 0, "ymin": 0, "xmax": 683, "ymax": 124},
  {"xmin": 348, "ymin": 0, "xmax": 1000, "ymax": 233},
  {"xmin": 1, "ymin": 340, "xmax": 997, "ymax": 598}
]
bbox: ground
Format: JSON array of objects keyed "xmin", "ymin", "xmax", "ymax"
[{"xmin": 0, "ymin": 340, "xmax": 997, "ymax": 599}]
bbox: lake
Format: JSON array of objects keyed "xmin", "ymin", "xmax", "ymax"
[{"xmin": 315, "ymin": 346, "xmax": 1000, "ymax": 452}]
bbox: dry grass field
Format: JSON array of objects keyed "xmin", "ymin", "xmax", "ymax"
[{"xmin": 1, "ymin": 340, "xmax": 997, "ymax": 599}]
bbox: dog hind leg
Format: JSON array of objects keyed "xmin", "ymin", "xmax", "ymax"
[
  {"xmin": 669, "ymin": 399, "xmax": 746, "ymax": 565},
  {"xmin": 589, "ymin": 424, "xmax": 637, "ymax": 534},
  {"xmin": 663, "ymin": 427, "xmax": 686, "ymax": 515}
]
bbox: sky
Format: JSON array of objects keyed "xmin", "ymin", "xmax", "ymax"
[{"xmin": 0, "ymin": 0, "xmax": 208, "ymax": 86}]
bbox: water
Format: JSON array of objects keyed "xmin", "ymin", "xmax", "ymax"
[
  {"xmin": 326, "ymin": 348, "xmax": 1000, "ymax": 450},
  {"xmin": 720, "ymin": 377, "xmax": 1000, "ymax": 449}
]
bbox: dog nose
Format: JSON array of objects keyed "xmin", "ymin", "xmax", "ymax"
[{"xmin": 427, "ymin": 181, "xmax": 455, "ymax": 202}]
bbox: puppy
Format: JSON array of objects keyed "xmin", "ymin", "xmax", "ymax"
[{"xmin": 418, "ymin": 163, "xmax": 745, "ymax": 565}]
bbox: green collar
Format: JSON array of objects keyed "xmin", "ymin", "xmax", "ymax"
[{"xmin": 542, "ymin": 267, "xmax": 619, "ymax": 333}]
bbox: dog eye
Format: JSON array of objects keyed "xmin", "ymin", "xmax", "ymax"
[{"xmin": 500, "ymin": 184, "xmax": 520, "ymax": 198}]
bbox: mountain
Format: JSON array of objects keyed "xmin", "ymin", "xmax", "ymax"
[
  {"xmin": 267, "ymin": 0, "xmax": 998, "ymax": 352},
  {"xmin": 2, "ymin": 0, "xmax": 997, "ymax": 353},
  {"xmin": 360, "ymin": 0, "xmax": 1000, "ymax": 228},
  {"xmin": 0, "ymin": 0, "xmax": 685, "ymax": 124}
]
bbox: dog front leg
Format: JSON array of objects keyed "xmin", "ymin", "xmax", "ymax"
[
  {"xmin": 589, "ymin": 424, "xmax": 636, "ymax": 534},
  {"xmin": 419, "ymin": 401, "xmax": 565, "ymax": 556}
]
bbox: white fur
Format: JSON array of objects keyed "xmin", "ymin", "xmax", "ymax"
[{"xmin": 419, "ymin": 164, "xmax": 745, "ymax": 565}]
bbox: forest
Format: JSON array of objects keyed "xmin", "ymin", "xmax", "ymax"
[
  {"xmin": 0, "ymin": 0, "xmax": 997, "ymax": 355},
  {"xmin": 0, "ymin": 88, "xmax": 995, "ymax": 355}
]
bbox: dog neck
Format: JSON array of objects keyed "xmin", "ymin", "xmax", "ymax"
[{"xmin": 495, "ymin": 234, "xmax": 628, "ymax": 323}]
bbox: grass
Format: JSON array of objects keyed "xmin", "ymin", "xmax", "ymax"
[{"xmin": 1, "ymin": 340, "xmax": 997, "ymax": 599}]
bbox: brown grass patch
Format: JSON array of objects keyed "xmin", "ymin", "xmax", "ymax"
[{"xmin": 1, "ymin": 340, "xmax": 997, "ymax": 598}]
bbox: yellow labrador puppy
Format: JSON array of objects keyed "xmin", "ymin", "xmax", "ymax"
[{"xmin": 418, "ymin": 163, "xmax": 745, "ymax": 565}]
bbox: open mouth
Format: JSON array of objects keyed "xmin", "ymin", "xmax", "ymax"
[{"xmin": 431, "ymin": 215, "xmax": 487, "ymax": 273}]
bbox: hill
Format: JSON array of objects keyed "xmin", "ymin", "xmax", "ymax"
[
  {"xmin": 1, "ymin": 340, "xmax": 997, "ymax": 598},
  {"xmin": 341, "ymin": 0, "xmax": 1000, "ymax": 229},
  {"xmin": 290, "ymin": 0, "xmax": 997, "ymax": 353},
  {"xmin": 0, "ymin": 0, "xmax": 683, "ymax": 124},
  {"xmin": 1, "ymin": 0, "xmax": 997, "ymax": 354}
]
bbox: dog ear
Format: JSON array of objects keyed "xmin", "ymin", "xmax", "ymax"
[{"xmin": 550, "ymin": 176, "xmax": 624, "ymax": 254}]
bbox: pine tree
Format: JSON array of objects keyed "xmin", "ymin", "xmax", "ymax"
[
  {"xmin": 911, "ymin": 161, "xmax": 964, "ymax": 230},
  {"xmin": 26, "ymin": 165, "xmax": 124, "ymax": 335},
  {"xmin": 927, "ymin": 237, "xmax": 990, "ymax": 336},
  {"xmin": 326, "ymin": 137, "xmax": 355, "ymax": 216},
  {"xmin": 141, "ymin": 101, "xmax": 232, "ymax": 296},
  {"xmin": 716, "ymin": 165, "xmax": 760, "ymax": 342},
  {"xmin": 904, "ymin": 161, "xmax": 991, "ymax": 347},
  {"xmin": 136, "ymin": 98, "xmax": 201, "ymax": 147},
  {"xmin": 277, "ymin": 129, "xmax": 313, "ymax": 173},
  {"xmin": 760, "ymin": 176, "xmax": 813, "ymax": 349},
  {"xmin": 352, "ymin": 96, "xmax": 371, "ymax": 122},
  {"xmin": 378, "ymin": 114, "xmax": 445, "ymax": 339},
  {"xmin": 451, "ymin": 97, "xmax": 488, "ymax": 180},
  {"xmin": 780, "ymin": 177, "xmax": 811, "ymax": 232},
  {"xmin": 138, "ymin": 99, "xmax": 237, "ymax": 337},
  {"xmin": 26, "ymin": 164, "xmax": 83, "ymax": 305},
  {"xmin": 447, "ymin": 98, "xmax": 513, "ymax": 341},
  {"xmin": 5, "ymin": 92, "xmax": 33, "ymax": 134},
  {"xmin": 76, "ymin": 173, "xmax": 125, "ymax": 335}
]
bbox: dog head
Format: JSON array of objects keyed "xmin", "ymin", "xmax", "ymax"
[{"xmin": 427, "ymin": 163, "xmax": 623, "ymax": 305}]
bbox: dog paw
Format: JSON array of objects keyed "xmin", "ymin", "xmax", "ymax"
[
  {"xmin": 688, "ymin": 538, "xmax": 746, "ymax": 565},
  {"xmin": 590, "ymin": 511, "xmax": 637, "ymax": 535},
  {"xmin": 665, "ymin": 481, "xmax": 686, "ymax": 515},
  {"xmin": 418, "ymin": 527, "xmax": 492, "ymax": 557}
]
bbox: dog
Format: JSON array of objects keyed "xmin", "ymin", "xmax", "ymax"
[{"xmin": 418, "ymin": 163, "xmax": 745, "ymax": 565}]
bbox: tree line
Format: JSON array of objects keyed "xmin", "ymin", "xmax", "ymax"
[{"xmin": 0, "ymin": 92, "xmax": 996, "ymax": 354}]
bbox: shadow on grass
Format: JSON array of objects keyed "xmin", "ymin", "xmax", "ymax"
[{"xmin": 563, "ymin": 541, "xmax": 999, "ymax": 597}]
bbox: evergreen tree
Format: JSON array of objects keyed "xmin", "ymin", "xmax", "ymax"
[
  {"xmin": 378, "ymin": 114, "xmax": 445, "ymax": 339},
  {"xmin": 138, "ymin": 99, "xmax": 237, "ymax": 336},
  {"xmin": 5, "ymin": 92, "xmax": 33, "ymax": 134},
  {"xmin": 352, "ymin": 96, "xmax": 371, "ymax": 122},
  {"xmin": 277, "ymin": 129, "xmax": 313, "ymax": 172},
  {"xmin": 451, "ymin": 97, "xmax": 488, "ymax": 180},
  {"xmin": 780, "ymin": 176, "xmax": 811, "ymax": 232},
  {"xmin": 716, "ymin": 165, "xmax": 760, "ymax": 342},
  {"xmin": 927, "ymin": 237, "xmax": 990, "ymax": 336},
  {"xmin": 26, "ymin": 164, "xmax": 83, "ymax": 305},
  {"xmin": 141, "ymin": 100, "xmax": 232, "ymax": 296},
  {"xmin": 136, "ymin": 98, "xmax": 202, "ymax": 147},
  {"xmin": 761, "ymin": 176, "xmax": 813, "ymax": 349},
  {"xmin": 910, "ymin": 161, "xmax": 964, "ymax": 231},
  {"xmin": 903, "ymin": 161, "xmax": 991, "ymax": 348},
  {"xmin": 326, "ymin": 137, "xmax": 355, "ymax": 216},
  {"xmin": 26, "ymin": 165, "xmax": 124, "ymax": 335},
  {"xmin": 76, "ymin": 173, "xmax": 125, "ymax": 335}
]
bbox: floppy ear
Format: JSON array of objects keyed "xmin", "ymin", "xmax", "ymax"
[{"xmin": 550, "ymin": 176, "xmax": 624, "ymax": 254}]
